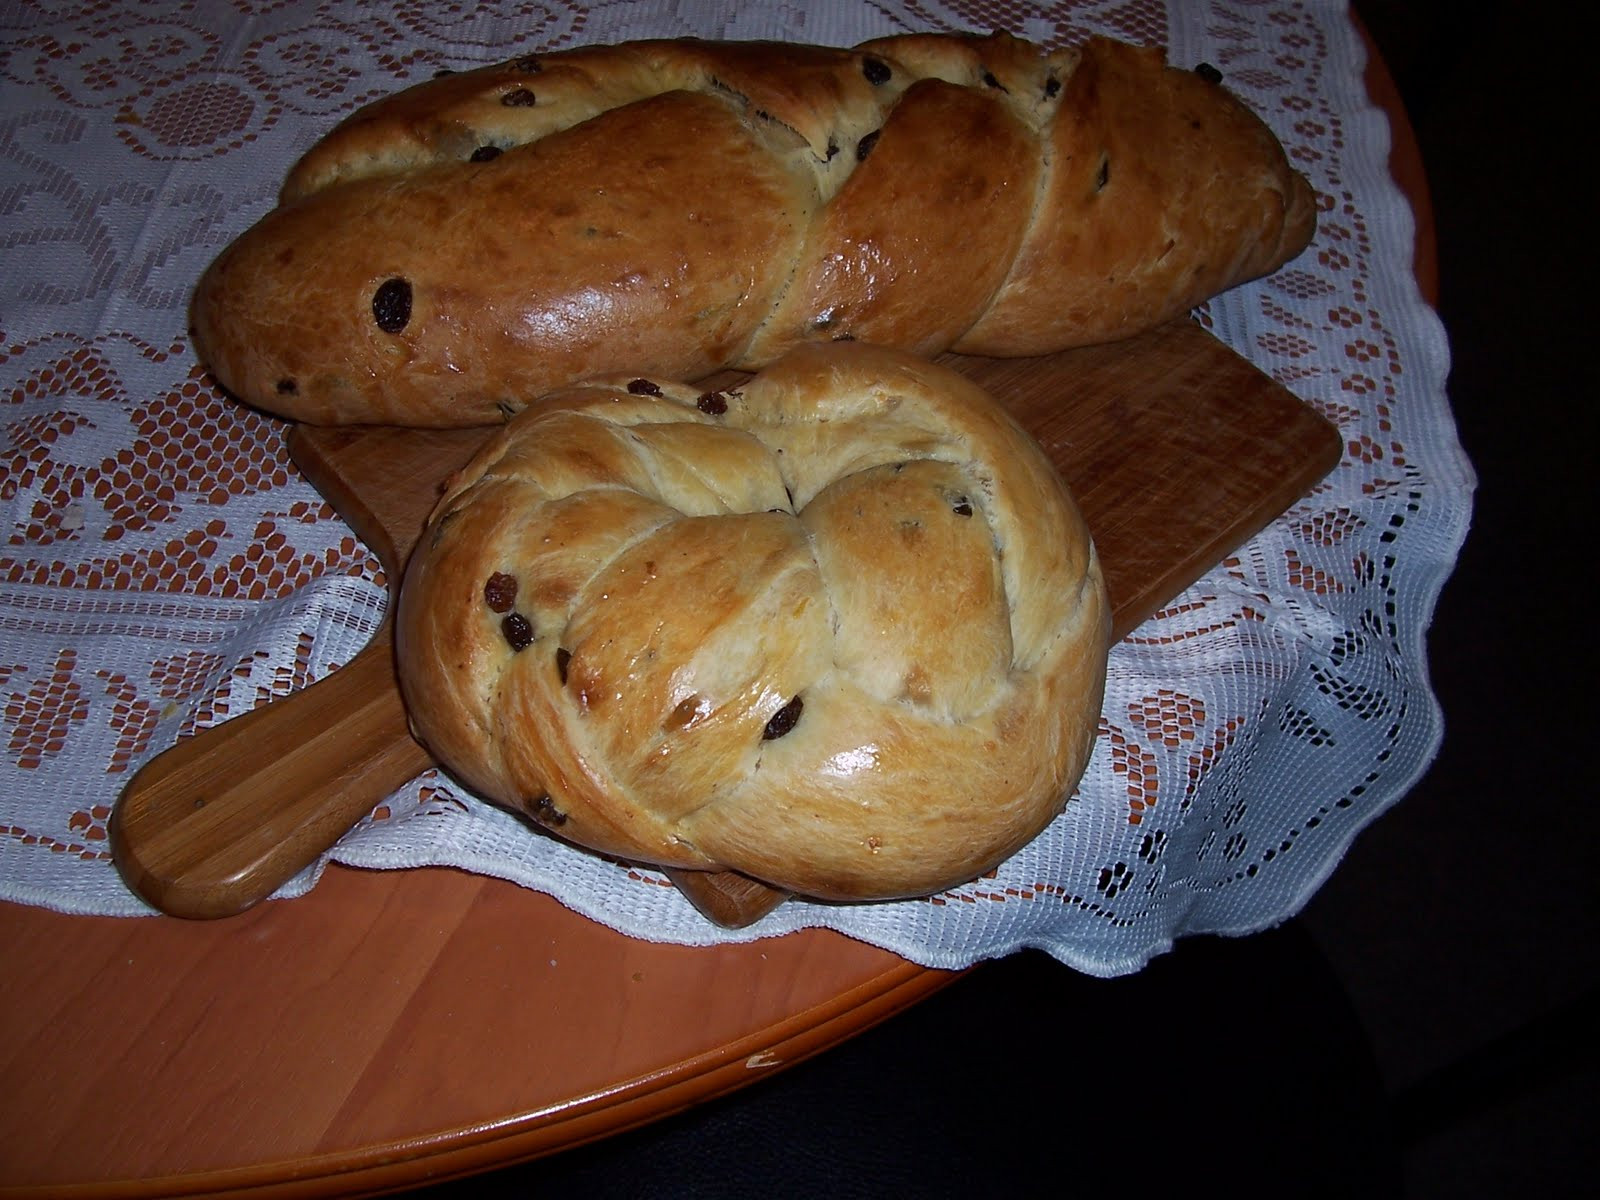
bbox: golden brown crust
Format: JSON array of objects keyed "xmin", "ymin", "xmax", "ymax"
[
  {"xmin": 193, "ymin": 33, "xmax": 1316, "ymax": 427},
  {"xmin": 395, "ymin": 342, "xmax": 1111, "ymax": 900},
  {"xmin": 741, "ymin": 77, "xmax": 1040, "ymax": 362},
  {"xmin": 193, "ymin": 90, "xmax": 812, "ymax": 427},
  {"xmin": 956, "ymin": 38, "xmax": 1318, "ymax": 353}
]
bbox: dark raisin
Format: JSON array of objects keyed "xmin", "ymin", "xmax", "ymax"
[
  {"xmin": 697, "ymin": 391, "xmax": 728, "ymax": 415},
  {"xmin": 1195, "ymin": 62, "xmax": 1223, "ymax": 84},
  {"xmin": 981, "ymin": 69, "xmax": 1006, "ymax": 92},
  {"xmin": 627, "ymin": 378, "xmax": 662, "ymax": 396},
  {"xmin": 275, "ymin": 378, "xmax": 298, "ymax": 395},
  {"xmin": 501, "ymin": 88, "xmax": 537, "ymax": 107},
  {"xmin": 1044, "ymin": 75, "xmax": 1061, "ymax": 99},
  {"xmin": 825, "ymin": 138, "xmax": 839, "ymax": 160},
  {"xmin": 952, "ymin": 498, "xmax": 974, "ymax": 517},
  {"xmin": 862, "ymin": 56, "xmax": 891, "ymax": 85},
  {"xmin": 665, "ymin": 695, "xmax": 702, "ymax": 731},
  {"xmin": 470, "ymin": 144, "xmax": 502, "ymax": 162},
  {"xmin": 501, "ymin": 612, "xmax": 534, "ymax": 651},
  {"xmin": 514, "ymin": 54, "xmax": 542, "ymax": 73},
  {"xmin": 531, "ymin": 794, "xmax": 568, "ymax": 826},
  {"xmin": 372, "ymin": 278, "xmax": 412, "ymax": 332},
  {"xmin": 483, "ymin": 571, "xmax": 518, "ymax": 612},
  {"xmin": 856, "ymin": 129, "xmax": 880, "ymax": 162},
  {"xmin": 1095, "ymin": 157, "xmax": 1110, "ymax": 191},
  {"xmin": 555, "ymin": 646, "xmax": 571, "ymax": 684},
  {"xmin": 762, "ymin": 695, "xmax": 804, "ymax": 740}
]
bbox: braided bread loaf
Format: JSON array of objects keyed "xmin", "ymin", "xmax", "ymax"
[
  {"xmin": 394, "ymin": 342, "xmax": 1110, "ymax": 900},
  {"xmin": 192, "ymin": 32, "xmax": 1316, "ymax": 428}
]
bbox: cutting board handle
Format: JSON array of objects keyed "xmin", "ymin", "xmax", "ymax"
[{"xmin": 112, "ymin": 626, "xmax": 433, "ymax": 919}]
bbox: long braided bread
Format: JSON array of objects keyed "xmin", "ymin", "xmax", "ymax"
[{"xmin": 192, "ymin": 32, "xmax": 1315, "ymax": 427}]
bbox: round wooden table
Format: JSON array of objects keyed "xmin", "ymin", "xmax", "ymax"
[
  {"xmin": 0, "ymin": 23, "xmax": 1433, "ymax": 1200},
  {"xmin": 1, "ymin": 866, "xmax": 951, "ymax": 1198}
]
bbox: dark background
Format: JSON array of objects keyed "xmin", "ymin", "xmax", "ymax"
[{"xmin": 416, "ymin": 4, "xmax": 1597, "ymax": 1195}]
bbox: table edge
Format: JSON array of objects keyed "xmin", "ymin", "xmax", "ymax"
[{"xmin": 0, "ymin": 945, "xmax": 951, "ymax": 1200}]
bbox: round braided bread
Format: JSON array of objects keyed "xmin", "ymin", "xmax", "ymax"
[
  {"xmin": 193, "ymin": 32, "xmax": 1316, "ymax": 428},
  {"xmin": 394, "ymin": 342, "xmax": 1110, "ymax": 900}
]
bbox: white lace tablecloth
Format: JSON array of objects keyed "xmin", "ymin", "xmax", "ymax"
[{"xmin": 0, "ymin": 0, "xmax": 1470, "ymax": 976}]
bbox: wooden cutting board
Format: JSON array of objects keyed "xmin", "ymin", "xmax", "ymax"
[{"xmin": 111, "ymin": 321, "xmax": 1340, "ymax": 927}]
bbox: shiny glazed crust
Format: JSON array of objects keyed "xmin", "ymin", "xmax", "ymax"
[
  {"xmin": 192, "ymin": 33, "xmax": 1317, "ymax": 427},
  {"xmin": 394, "ymin": 342, "xmax": 1111, "ymax": 901}
]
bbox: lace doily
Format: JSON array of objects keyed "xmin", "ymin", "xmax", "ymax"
[{"xmin": 0, "ymin": 0, "xmax": 1471, "ymax": 976}]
